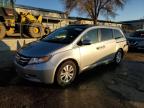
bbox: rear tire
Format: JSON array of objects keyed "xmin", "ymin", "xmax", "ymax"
[
  {"xmin": 28, "ymin": 23, "xmax": 44, "ymax": 38},
  {"xmin": 0, "ymin": 22, "xmax": 6, "ymax": 39},
  {"xmin": 56, "ymin": 61, "xmax": 77, "ymax": 87}
]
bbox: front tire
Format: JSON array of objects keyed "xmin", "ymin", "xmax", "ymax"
[
  {"xmin": 56, "ymin": 61, "xmax": 77, "ymax": 87},
  {"xmin": 114, "ymin": 50, "xmax": 123, "ymax": 65}
]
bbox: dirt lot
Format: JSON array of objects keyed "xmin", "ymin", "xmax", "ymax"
[{"xmin": 0, "ymin": 51, "xmax": 144, "ymax": 108}]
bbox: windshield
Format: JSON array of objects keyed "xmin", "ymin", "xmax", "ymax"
[
  {"xmin": 0, "ymin": 0, "xmax": 13, "ymax": 8},
  {"xmin": 130, "ymin": 31, "xmax": 144, "ymax": 38},
  {"xmin": 41, "ymin": 26, "xmax": 88, "ymax": 44}
]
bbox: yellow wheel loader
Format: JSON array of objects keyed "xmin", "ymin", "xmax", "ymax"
[{"xmin": 0, "ymin": 0, "xmax": 49, "ymax": 39}]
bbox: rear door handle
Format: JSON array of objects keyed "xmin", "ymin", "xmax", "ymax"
[{"xmin": 96, "ymin": 45, "xmax": 105, "ymax": 50}]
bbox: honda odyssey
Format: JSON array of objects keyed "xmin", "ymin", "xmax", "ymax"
[{"xmin": 14, "ymin": 25, "xmax": 128, "ymax": 86}]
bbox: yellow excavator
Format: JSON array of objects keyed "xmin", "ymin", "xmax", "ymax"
[{"xmin": 0, "ymin": 0, "xmax": 49, "ymax": 39}]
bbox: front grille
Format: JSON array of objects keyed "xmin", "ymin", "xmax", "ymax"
[{"xmin": 15, "ymin": 53, "xmax": 31, "ymax": 66}]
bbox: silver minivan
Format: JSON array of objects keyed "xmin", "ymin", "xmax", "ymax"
[{"xmin": 14, "ymin": 25, "xmax": 128, "ymax": 86}]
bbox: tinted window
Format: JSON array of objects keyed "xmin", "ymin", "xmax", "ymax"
[
  {"xmin": 100, "ymin": 28, "xmax": 113, "ymax": 41},
  {"xmin": 113, "ymin": 29, "xmax": 123, "ymax": 39},
  {"xmin": 82, "ymin": 29, "xmax": 98, "ymax": 44}
]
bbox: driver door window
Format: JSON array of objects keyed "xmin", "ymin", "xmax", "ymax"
[{"xmin": 81, "ymin": 29, "xmax": 98, "ymax": 44}]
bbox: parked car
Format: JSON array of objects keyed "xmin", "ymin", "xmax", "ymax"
[
  {"xmin": 14, "ymin": 25, "xmax": 128, "ymax": 87},
  {"xmin": 127, "ymin": 30, "xmax": 144, "ymax": 50}
]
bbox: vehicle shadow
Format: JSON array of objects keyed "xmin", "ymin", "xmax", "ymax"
[
  {"xmin": 0, "ymin": 40, "xmax": 17, "ymax": 85},
  {"xmin": 72, "ymin": 63, "xmax": 117, "ymax": 87}
]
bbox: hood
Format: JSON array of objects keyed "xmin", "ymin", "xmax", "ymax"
[
  {"xmin": 18, "ymin": 40, "xmax": 67, "ymax": 57},
  {"xmin": 127, "ymin": 36, "xmax": 144, "ymax": 41}
]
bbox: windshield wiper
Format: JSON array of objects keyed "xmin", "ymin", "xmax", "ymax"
[{"xmin": 42, "ymin": 39, "xmax": 68, "ymax": 44}]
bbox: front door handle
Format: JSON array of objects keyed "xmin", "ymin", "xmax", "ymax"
[{"xmin": 96, "ymin": 45, "xmax": 105, "ymax": 50}]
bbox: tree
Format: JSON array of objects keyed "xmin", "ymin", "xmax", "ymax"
[{"xmin": 62, "ymin": 0, "xmax": 127, "ymax": 25}]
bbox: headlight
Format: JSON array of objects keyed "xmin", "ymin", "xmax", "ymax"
[{"xmin": 28, "ymin": 55, "xmax": 52, "ymax": 64}]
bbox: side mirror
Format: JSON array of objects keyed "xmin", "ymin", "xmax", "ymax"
[{"xmin": 81, "ymin": 39, "xmax": 92, "ymax": 45}]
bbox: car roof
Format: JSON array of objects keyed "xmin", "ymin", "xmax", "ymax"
[
  {"xmin": 67, "ymin": 24, "xmax": 121, "ymax": 30},
  {"xmin": 66, "ymin": 24, "xmax": 92, "ymax": 29}
]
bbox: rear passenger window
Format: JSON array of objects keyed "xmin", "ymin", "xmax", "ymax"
[
  {"xmin": 100, "ymin": 28, "xmax": 113, "ymax": 41},
  {"xmin": 113, "ymin": 29, "xmax": 123, "ymax": 39}
]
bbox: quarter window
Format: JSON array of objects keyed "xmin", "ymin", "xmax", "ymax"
[{"xmin": 100, "ymin": 28, "xmax": 113, "ymax": 41}]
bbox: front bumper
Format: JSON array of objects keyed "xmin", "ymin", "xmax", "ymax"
[
  {"xmin": 14, "ymin": 61, "xmax": 56, "ymax": 84},
  {"xmin": 123, "ymin": 44, "xmax": 129, "ymax": 53},
  {"xmin": 128, "ymin": 40, "xmax": 144, "ymax": 50},
  {"xmin": 129, "ymin": 44, "xmax": 144, "ymax": 50}
]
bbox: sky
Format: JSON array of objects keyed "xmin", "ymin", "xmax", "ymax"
[{"xmin": 16, "ymin": 0, "xmax": 144, "ymax": 22}]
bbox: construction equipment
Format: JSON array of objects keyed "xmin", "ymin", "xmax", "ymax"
[{"xmin": 0, "ymin": 0, "xmax": 49, "ymax": 39}]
